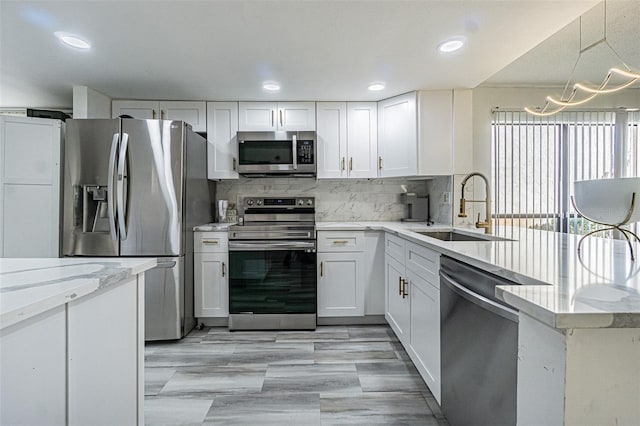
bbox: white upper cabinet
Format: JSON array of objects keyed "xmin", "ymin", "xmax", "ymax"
[
  {"xmin": 160, "ymin": 101, "xmax": 207, "ymax": 132},
  {"xmin": 316, "ymin": 102, "xmax": 377, "ymax": 179},
  {"xmin": 316, "ymin": 102, "xmax": 347, "ymax": 178},
  {"xmin": 277, "ymin": 102, "xmax": 316, "ymax": 131},
  {"xmin": 377, "ymin": 91, "xmax": 454, "ymax": 177},
  {"xmin": 112, "ymin": 100, "xmax": 206, "ymax": 132},
  {"xmin": 238, "ymin": 102, "xmax": 316, "ymax": 131},
  {"xmin": 206, "ymin": 102, "xmax": 239, "ymax": 180},
  {"xmin": 377, "ymin": 92, "xmax": 417, "ymax": 177},
  {"xmin": 112, "ymin": 100, "xmax": 157, "ymax": 120},
  {"xmin": 347, "ymin": 102, "xmax": 377, "ymax": 178},
  {"xmin": 238, "ymin": 102, "xmax": 277, "ymax": 130}
]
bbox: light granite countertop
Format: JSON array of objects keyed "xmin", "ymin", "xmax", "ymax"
[
  {"xmin": 0, "ymin": 258, "xmax": 156, "ymax": 330},
  {"xmin": 316, "ymin": 221, "xmax": 640, "ymax": 330},
  {"xmin": 194, "ymin": 222, "xmax": 235, "ymax": 231}
]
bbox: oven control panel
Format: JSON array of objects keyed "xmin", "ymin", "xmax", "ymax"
[{"xmin": 241, "ymin": 197, "xmax": 314, "ymax": 209}]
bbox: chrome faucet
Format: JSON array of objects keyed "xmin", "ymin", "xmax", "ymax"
[{"xmin": 458, "ymin": 172, "xmax": 492, "ymax": 235}]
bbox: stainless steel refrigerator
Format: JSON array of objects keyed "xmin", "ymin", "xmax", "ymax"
[{"xmin": 62, "ymin": 118, "xmax": 212, "ymax": 340}]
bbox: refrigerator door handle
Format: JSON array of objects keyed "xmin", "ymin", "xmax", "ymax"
[
  {"xmin": 117, "ymin": 132, "xmax": 129, "ymax": 240},
  {"xmin": 107, "ymin": 133, "xmax": 119, "ymax": 241}
]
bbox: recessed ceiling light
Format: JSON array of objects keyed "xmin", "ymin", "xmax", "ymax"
[
  {"xmin": 368, "ymin": 83, "xmax": 385, "ymax": 91},
  {"xmin": 437, "ymin": 37, "xmax": 465, "ymax": 53},
  {"xmin": 54, "ymin": 31, "xmax": 91, "ymax": 49},
  {"xmin": 263, "ymin": 81, "xmax": 280, "ymax": 91}
]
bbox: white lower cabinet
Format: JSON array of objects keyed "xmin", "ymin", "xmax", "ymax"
[
  {"xmin": 317, "ymin": 231, "xmax": 365, "ymax": 317},
  {"xmin": 194, "ymin": 231, "xmax": 229, "ymax": 318},
  {"xmin": 385, "ymin": 233, "xmax": 441, "ymax": 403},
  {"xmin": 385, "ymin": 253, "xmax": 410, "ymax": 343}
]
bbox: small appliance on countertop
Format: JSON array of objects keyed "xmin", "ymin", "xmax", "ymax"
[
  {"xmin": 401, "ymin": 193, "xmax": 431, "ymax": 223},
  {"xmin": 228, "ymin": 196, "xmax": 317, "ymax": 330}
]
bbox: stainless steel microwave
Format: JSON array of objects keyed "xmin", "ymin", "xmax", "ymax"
[{"xmin": 237, "ymin": 131, "xmax": 316, "ymax": 177}]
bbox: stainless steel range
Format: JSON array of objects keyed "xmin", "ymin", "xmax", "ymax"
[{"xmin": 228, "ymin": 196, "xmax": 317, "ymax": 330}]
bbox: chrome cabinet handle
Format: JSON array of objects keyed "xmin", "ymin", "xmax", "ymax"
[
  {"xmin": 349, "ymin": 157, "xmax": 353, "ymax": 171},
  {"xmin": 222, "ymin": 262, "xmax": 226, "ymax": 277},
  {"xmin": 161, "ymin": 110, "xmax": 165, "ymax": 120},
  {"xmin": 271, "ymin": 110, "xmax": 275, "ymax": 127},
  {"xmin": 232, "ymin": 157, "xmax": 237, "ymax": 171},
  {"xmin": 202, "ymin": 240, "xmax": 219, "ymax": 245},
  {"xmin": 332, "ymin": 240, "xmax": 349, "ymax": 244},
  {"xmin": 279, "ymin": 110, "xmax": 283, "ymax": 126},
  {"xmin": 320, "ymin": 261, "xmax": 324, "ymax": 277},
  {"xmin": 152, "ymin": 109, "xmax": 156, "ymax": 119},
  {"xmin": 398, "ymin": 276, "xmax": 402, "ymax": 295},
  {"xmin": 378, "ymin": 156, "xmax": 382, "ymax": 170},
  {"xmin": 402, "ymin": 279, "xmax": 408, "ymax": 298},
  {"xmin": 341, "ymin": 157, "xmax": 345, "ymax": 171}
]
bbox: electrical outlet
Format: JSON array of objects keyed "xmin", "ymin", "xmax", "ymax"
[{"xmin": 443, "ymin": 192, "xmax": 451, "ymax": 204}]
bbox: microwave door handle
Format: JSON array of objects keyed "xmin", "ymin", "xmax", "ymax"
[
  {"xmin": 292, "ymin": 135, "xmax": 297, "ymax": 170},
  {"xmin": 107, "ymin": 133, "xmax": 119, "ymax": 241},
  {"xmin": 116, "ymin": 132, "xmax": 129, "ymax": 240}
]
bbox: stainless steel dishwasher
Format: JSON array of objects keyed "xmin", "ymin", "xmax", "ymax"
[{"xmin": 440, "ymin": 256, "xmax": 520, "ymax": 426}]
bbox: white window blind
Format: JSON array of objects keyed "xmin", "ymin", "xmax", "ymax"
[{"xmin": 492, "ymin": 110, "xmax": 638, "ymax": 238}]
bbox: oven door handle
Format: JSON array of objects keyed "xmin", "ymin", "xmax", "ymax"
[
  {"xmin": 440, "ymin": 271, "xmax": 518, "ymax": 323},
  {"xmin": 229, "ymin": 241, "xmax": 316, "ymax": 251}
]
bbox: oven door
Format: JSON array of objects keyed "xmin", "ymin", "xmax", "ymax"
[{"xmin": 228, "ymin": 240, "xmax": 317, "ymax": 316}]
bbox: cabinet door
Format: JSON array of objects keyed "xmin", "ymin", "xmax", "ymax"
[
  {"xmin": 408, "ymin": 272, "xmax": 441, "ymax": 403},
  {"xmin": 112, "ymin": 100, "xmax": 158, "ymax": 119},
  {"xmin": 377, "ymin": 92, "xmax": 417, "ymax": 177},
  {"xmin": 238, "ymin": 102, "xmax": 277, "ymax": 131},
  {"xmin": 316, "ymin": 102, "xmax": 347, "ymax": 179},
  {"xmin": 277, "ymin": 102, "xmax": 316, "ymax": 131},
  {"xmin": 347, "ymin": 102, "xmax": 377, "ymax": 178},
  {"xmin": 0, "ymin": 116, "xmax": 62, "ymax": 258},
  {"xmin": 160, "ymin": 101, "xmax": 206, "ymax": 132},
  {"xmin": 364, "ymin": 232, "xmax": 385, "ymax": 315},
  {"xmin": 194, "ymin": 252, "xmax": 229, "ymax": 317},
  {"xmin": 207, "ymin": 102, "xmax": 239, "ymax": 179},
  {"xmin": 385, "ymin": 255, "xmax": 410, "ymax": 343},
  {"xmin": 318, "ymin": 251, "xmax": 365, "ymax": 316}
]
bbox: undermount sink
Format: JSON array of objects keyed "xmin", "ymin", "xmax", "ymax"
[{"xmin": 414, "ymin": 230, "xmax": 508, "ymax": 242}]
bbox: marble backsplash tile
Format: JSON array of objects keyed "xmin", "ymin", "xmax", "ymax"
[
  {"xmin": 215, "ymin": 178, "xmax": 430, "ymax": 221},
  {"xmin": 426, "ymin": 176, "xmax": 453, "ymax": 225}
]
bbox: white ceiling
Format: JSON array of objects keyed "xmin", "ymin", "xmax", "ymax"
[
  {"xmin": 483, "ymin": 0, "xmax": 640, "ymax": 88},
  {"xmin": 0, "ymin": 0, "xmax": 602, "ymax": 108}
]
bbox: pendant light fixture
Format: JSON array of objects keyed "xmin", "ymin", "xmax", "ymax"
[{"xmin": 525, "ymin": 2, "xmax": 639, "ymax": 117}]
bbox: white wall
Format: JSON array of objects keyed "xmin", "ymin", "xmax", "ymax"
[{"xmin": 72, "ymin": 86, "xmax": 111, "ymax": 118}]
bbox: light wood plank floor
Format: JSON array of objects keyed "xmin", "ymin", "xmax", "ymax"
[{"xmin": 145, "ymin": 325, "xmax": 449, "ymax": 425}]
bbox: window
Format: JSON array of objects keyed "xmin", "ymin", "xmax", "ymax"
[{"xmin": 492, "ymin": 110, "xmax": 639, "ymax": 238}]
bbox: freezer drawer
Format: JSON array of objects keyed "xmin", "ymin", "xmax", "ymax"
[{"xmin": 145, "ymin": 256, "xmax": 185, "ymax": 341}]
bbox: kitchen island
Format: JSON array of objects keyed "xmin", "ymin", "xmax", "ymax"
[
  {"xmin": 0, "ymin": 257, "xmax": 156, "ymax": 426},
  {"xmin": 317, "ymin": 222, "xmax": 640, "ymax": 425}
]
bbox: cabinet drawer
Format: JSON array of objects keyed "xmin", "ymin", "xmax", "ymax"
[
  {"xmin": 405, "ymin": 241, "xmax": 440, "ymax": 289},
  {"xmin": 194, "ymin": 232, "xmax": 228, "ymax": 253},
  {"xmin": 385, "ymin": 233, "xmax": 406, "ymax": 263},
  {"xmin": 317, "ymin": 231, "xmax": 365, "ymax": 252}
]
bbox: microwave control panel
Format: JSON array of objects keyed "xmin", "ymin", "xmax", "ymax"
[{"xmin": 297, "ymin": 140, "xmax": 314, "ymax": 164}]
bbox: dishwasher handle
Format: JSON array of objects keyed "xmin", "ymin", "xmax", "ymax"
[{"xmin": 440, "ymin": 271, "xmax": 518, "ymax": 323}]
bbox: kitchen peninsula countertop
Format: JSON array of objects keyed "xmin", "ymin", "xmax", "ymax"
[
  {"xmin": 316, "ymin": 221, "xmax": 640, "ymax": 330},
  {"xmin": 0, "ymin": 258, "xmax": 156, "ymax": 330}
]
